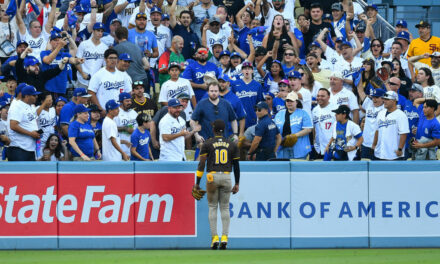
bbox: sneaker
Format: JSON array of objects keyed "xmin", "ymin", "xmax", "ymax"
[
  {"xmin": 220, "ymin": 235, "xmax": 228, "ymax": 250},
  {"xmin": 211, "ymin": 235, "xmax": 219, "ymax": 250}
]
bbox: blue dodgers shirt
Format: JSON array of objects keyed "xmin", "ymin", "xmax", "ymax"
[
  {"xmin": 402, "ymin": 100, "xmax": 419, "ymax": 144},
  {"xmin": 191, "ymin": 98, "xmax": 237, "ymax": 139},
  {"xmin": 130, "ymin": 128, "xmax": 151, "ymax": 160},
  {"xmin": 59, "ymin": 101, "xmax": 77, "ymax": 125},
  {"xmin": 231, "ymin": 79, "xmax": 264, "ymax": 128},
  {"xmin": 255, "ymin": 114, "xmax": 280, "ymax": 149},
  {"xmin": 68, "ymin": 120, "xmax": 95, "ymax": 157},
  {"xmin": 40, "ymin": 50, "xmax": 72, "ymax": 94},
  {"xmin": 181, "ymin": 60, "xmax": 219, "ymax": 102},
  {"xmin": 272, "ymin": 97, "xmax": 286, "ymax": 116},
  {"xmin": 128, "ymin": 28, "xmax": 158, "ymax": 53},
  {"xmin": 416, "ymin": 104, "xmax": 440, "ymax": 140},
  {"xmin": 294, "ymin": 28, "xmax": 305, "ymax": 59}
]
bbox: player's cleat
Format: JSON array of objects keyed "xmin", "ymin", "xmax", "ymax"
[
  {"xmin": 211, "ymin": 235, "xmax": 219, "ymax": 250},
  {"xmin": 220, "ymin": 235, "xmax": 228, "ymax": 250}
]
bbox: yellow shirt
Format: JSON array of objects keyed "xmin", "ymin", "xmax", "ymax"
[{"xmin": 407, "ymin": 36, "xmax": 440, "ymax": 66}]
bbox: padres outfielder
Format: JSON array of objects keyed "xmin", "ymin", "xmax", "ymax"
[{"xmin": 192, "ymin": 119, "xmax": 240, "ymax": 250}]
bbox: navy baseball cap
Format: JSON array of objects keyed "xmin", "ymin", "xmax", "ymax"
[
  {"xmin": 50, "ymin": 31, "xmax": 62, "ymax": 40},
  {"xmin": 355, "ymin": 23, "xmax": 366, "ymax": 33},
  {"xmin": 415, "ymin": 20, "xmax": 430, "ymax": 28},
  {"xmin": 323, "ymin": 13, "xmax": 332, "ymax": 20},
  {"xmin": 15, "ymin": 83, "xmax": 27, "ymax": 97},
  {"xmin": 340, "ymin": 41, "xmax": 352, "ymax": 49},
  {"xmin": 287, "ymin": 71, "xmax": 302, "ymax": 79},
  {"xmin": 105, "ymin": 99, "xmax": 120, "ymax": 111},
  {"xmin": 168, "ymin": 62, "xmax": 182, "ymax": 70},
  {"xmin": 395, "ymin": 31, "xmax": 410, "ymax": 42},
  {"xmin": 256, "ymin": 101, "xmax": 269, "ymax": 110},
  {"xmin": 73, "ymin": 87, "xmax": 91, "ymax": 97},
  {"xmin": 219, "ymin": 50, "xmax": 231, "ymax": 58},
  {"xmin": 24, "ymin": 56, "xmax": 39, "ymax": 67},
  {"xmin": 218, "ymin": 73, "xmax": 230, "ymax": 82},
  {"xmin": 16, "ymin": 40, "xmax": 28, "ymax": 48},
  {"xmin": 150, "ymin": 6, "xmax": 162, "ymax": 14},
  {"xmin": 21, "ymin": 85, "xmax": 41, "ymax": 96},
  {"xmin": 119, "ymin": 92, "xmax": 131, "ymax": 102},
  {"xmin": 162, "ymin": 14, "xmax": 170, "ymax": 21},
  {"xmin": 119, "ymin": 53, "xmax": 132, "ymax": 61},
  {"xmin": 93, "ymin": 22, "xmax": 105, "ymax": 30},
  {"xmin": 89, "ymin": 104, "xmax": 101, "ymax": 112},
  {"xmin": 74, "ymin": 104, "xmax": 90, "ymax": 115},
  {"xmin": 396, "ymin": 20, "xmax": 407, "ymax": 28},
  {"xmin": 230, "ymin": 52, "xmax": 241, "ymax": 58},
  {"xmin": 74, "ymin": 5, "xmax": 88, "ymax": 13},
  {"xmin": 332, "ymin": 105, "xmax": 350, "ymax": 115},
  {"xmin": 371, "ymin": 88, "xmax": 386, "ymax": 97},
  {"xmin": 168, "ymin": 98, "xmax": 182, "ymax": 107}
]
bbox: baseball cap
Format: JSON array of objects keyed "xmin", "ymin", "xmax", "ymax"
[
  {"xmin": 331, "ymin": 2, "xmax": 343, "ymax": 11},
  {"xmin": 74, "ymin": 104, "xmax": 90, "ymax": 115},
  {"xmin": 371, "ymin": 88, "xmax": 386, "ymax": 97},
  {"xmin": 381, "ymin": 60, "xmax": 394, "ymax": 71},
  {"xmin": 415, "ymin": 20, "xmax": 430, "ymax": 28},
  {"xmin": 50, "ymin": 31, "xmax": 62, "ymax": 41},
  {"xmin": 119, "ymin": 92, "xmax": 132, "ymax": 102},
  {"xmin": 309, "ymin": 41, "xmax": 321, "ymax": 49},
  {"xmin": 16, "ymin": 40, "xmax": 28, "ymax": 48},
  {"xmin": 119, "ymin": 53, "xmax": 132, "ymax": 62},
  {"xmin": 162, "ymin": 14, "xmax": 170, "ymax": 21},
  {"xmin": 21, "ymin": 85, "xmax": 41, "ymax": 96},
  {"xmin": 263, "ymin": 92, "xmax": 275, "ymax": 98},
  {"xmin": 89, "ymin": 104, "xmax": 101, "ymax": 112},
  {"xmin": 168, "ymin": 98, "xmax": 182, "ymax": 107},
  {"xmin": 335, "ymin": 37, "xmax": 344, "ymax": 43},
  {"xmin": 286, "ymin": 91, "xmax": 298, "ymax": 102},
  {"xmin": 212, "ymin": 41, "xmax": 223, "ymax": 47},
  {"xmin": 431, "ymin": 52, "xmax": 440, "ymax": 57},
  {"xmin": 366, "ymin": 4, "xmax": 378, "ymax": 11},
  {"xmin": 111, "ymin": 18, "xmax": 122, "ymax": 25},
  {"xmin": 209, "ymin": 16, "xmax": 221, "ymax": 25},
  {"xmin": 136, "ymin": 13, "xmax": 147, "ymax": 20},
  {"xmin": 93, "ymin": 22, "xmax": 105, "ymax": 30},
  {"xmin": 410, "ymin": 83, "xmax": 424, "ymax": 93},
  {"xmin": 0, "ymin": 100, "xmax": 9, "ymax": 109},
  {"xmin": 329, "ymin": 71, "xmax": 343, "ymax": 79},
  {"xmin": 230, "ymin": 52, "xmax": 241, "ymax": 58},
  {"xmin": 395, "ymin": 31, "xmax": 410, "ymax": 42},
  {"xmin": 105, "ymin": 99, "xmax": 120, "ymax": 111},
  {"xmin": 242, "ymin": 61, "xmax": 253, "ymax": 68},
  {"xmin": 382, "ymin": 91, "xmax": 398, "ymax": 101},
  {"xmin": 355, "ymin": 23, "xmax": 366, "ymax": 33},
  {"xmin": 24, "ymin": 56, "xmax": 39, "ymax": 67},
  {"xmin": 74, "ymin": 5, "xmax": 88, "ymax": 13},
  {"xmin": 168, "ymin": 61, "xmax": 182, "ymax": 70},
  {"xmin": 256, "ymin": 101, "xmax": 269, "ymax": 110},
  {"xmin": 150, "ymin": 5, "xmax": 162, "ymax": 14},
  {"xmin": 15, "ymin": 83, "xmax": 27, "ymax": 97},
  {"xmin": 218, "ymin": 73, "xmax": 230, "ymax": 82},
  {"xmin": 177, "ymin": 93, "xmax": 190, "ymax": 99},
  {"xmin": 212, "ymin": 119, "xmax": 225, "ymax": 132},
  {"xmin": 55, "ymin": 96, "xmax": 68, "ymax": 104},
  {"xmin": 396, "ymin": 20, "xmax": 407, "ymax": 28},
  {"xmin": 255, "ymin": 46, "xmax": 267, "ymax": 56},
  {"xmin": 287, "ymin": 71, "xmax": 302, "ymax": 79},
  {"xmin": 278, "ymin": 79, "xmax": 289, "ymax": 86},
  {"xmin": 339, "ymin": 41, "xmax": 352, "ymax": 49},
  {"xmin": 332, "ymin": 105, "xmax": 350, "ymax": 115},
  {"xmin": 219, "ymin": 50, "xmax": 231, "ymax": 58},
  {"xmin": 73, "ymin": 88, "xmax": 92, "ymax": 97},
  {"xmin": 323, "ymin": 13, "xmax": 332, "ymax": 20}
]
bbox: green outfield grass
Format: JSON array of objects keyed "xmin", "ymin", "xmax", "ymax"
[{"xmin": 1, "ymin": 249, "xmax": 440, "ymax": 264}]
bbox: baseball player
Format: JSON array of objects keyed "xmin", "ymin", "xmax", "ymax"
[{"xmin": 192, "ymin": 119, "xmax": 240, "ymax": 250}]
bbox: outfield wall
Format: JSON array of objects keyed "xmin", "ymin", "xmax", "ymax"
[{"xmin": 0, "ymin": 161, "xmax": 439, "ymax": 249}]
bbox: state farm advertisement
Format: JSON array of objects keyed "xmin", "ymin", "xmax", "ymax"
[{"xmin": 0, "ymin": 172, "xmax": 195, "ymax": 237}]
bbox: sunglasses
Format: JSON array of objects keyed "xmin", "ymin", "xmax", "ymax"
[
  {"xmin": 265, "ymin": 97, "xmax": 272, "ymax": 101},
  {"xmin": 133, "ymin": 81, "xmax": 144, "ymax": 86},
  {"xmin": 285, "ymin": 53, "xmax": 295, "ymax": 56},
  {"xmin": 389, "ymin": 82, "xmax": 398, "ymax": 86},
  {"xmin": 198, "ymin": 49, "xmax": 208, "ymax": 55},
  {"xmin": 372, "ymin": 44, "xmax": 381, "ymax": 48}
]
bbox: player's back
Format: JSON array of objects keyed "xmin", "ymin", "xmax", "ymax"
[{"xmin": 201, "ymin": 136, "xmax": 239, "ymax": 173}]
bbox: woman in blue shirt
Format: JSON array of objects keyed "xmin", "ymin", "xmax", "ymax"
[
  {"xmin": 131, "ymin": 113, "xmax": 154, "ymax": 161},
  {"xmin": 68, "ymin": 104, "xmax": 101, "ymax": 161}
]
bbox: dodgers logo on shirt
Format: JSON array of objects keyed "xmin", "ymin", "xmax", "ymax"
[
  {"xmin": 318, "ymin": 114, "xmax": 333, "ymax": 122},
  {"xmin": 366, "ymin": 109, "xmax": 379, "ymax": 119},
  {"xmin": 378, "ymin": 118, "xmax": 397, "ymax": 128},
  {"xmin": 121, "ymin": 119, "xmax": 137, "ymax": 127},
  {"xmin": 167, "ymin": 86, "xmax": 188, "ymax": 98},
  {"xmin": 28, "ymin": 38, "xmax": 43, "ymax": 49},
  {"xmin": 337, "ymin": 97, "xmax": 349, "ymax": 104},
  {"xmin": 83, "ymin": 51, "xmax": 104, "ymax": 60},
  {"xmin": 139, "ymin": 137, "xmax": 149, "ymax": 146},
  {"xmin": 290, "ymin": 116, "xmax": 303, "ymax": 125},
  {"xmin": 209, "ymin": 36, "xmax": 226, "ymax": 45},
  {"xmin": 103, "ymin": 81, "xmax": 125, "ymax": 90},
  {"xmin": 79, "ymin": 127, "xmax": 94, "ymax": 133},
  {"xmin": 235, "ymin": 90, "xmax": 257, "ymax": 99},
  {"xmin": 39, "ymin": 117, "xmax": 55, "ymax": 127},
  {"xmin": 404, "ymin": 110, "xmax": 419, "ymax": 120},
  {"xmin": 195, "ymin": 70, "xmax": 215, "ymax": 79},
  {"xmin": 27, "ymin": 112, "xmax": 37, "ymax": 122},
  {"xmin": 171, "ymin": 126, "xmax": 183, "ymax": 134}
]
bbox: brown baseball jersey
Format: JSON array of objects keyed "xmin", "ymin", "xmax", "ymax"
[{"xmin": 200, "ymin": 136, "xmax": 240, "ymax": 172}]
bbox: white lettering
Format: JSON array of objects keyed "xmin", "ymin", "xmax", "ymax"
[
  {"xmin": 18, "ymin": 194, "xmax": 40, "ymax": 223},
  {"xmin": 137, "ymin": 194, "xmax": 173, "ymax": 223},
  {"xmin": 42, "ymin": 186, "xmax": 56, "ymax": 223},
  {"xmin": 81, "ymin": 186, "xmax": 104, "ymax": 222},
  {"xmin": 98, "ymin": 194, "xmax": 121, "ymax": 223},
  {"xmin": 57, "ymin": 194, "xmax": 77, "ymax": 223}
]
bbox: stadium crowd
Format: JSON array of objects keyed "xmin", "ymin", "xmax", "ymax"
[{"xmin": 0, "ymin": 0, "xmax": 439, "ymax": 162}]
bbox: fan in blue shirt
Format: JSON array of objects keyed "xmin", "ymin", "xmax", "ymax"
[{"xmin": 131, "ymin": 113, "xmax": 154, "ymax": 161}]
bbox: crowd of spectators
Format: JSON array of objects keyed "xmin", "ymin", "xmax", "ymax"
[{"xmin": 0, "ymin": 0, "xmax": 439, "ymax": 162}]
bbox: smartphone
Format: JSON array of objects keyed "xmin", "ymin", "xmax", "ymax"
[{"xmin": 37, "ymin": 129, "xmax": 44, "ymax": 134}]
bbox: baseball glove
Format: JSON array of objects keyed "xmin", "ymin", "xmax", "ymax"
[
  {"xmin": 192, "ymin": 185, "xmax": 206, "ymax": 200},
  {"xmin": 281, "ymin": 134, "xmax": 298, "ymax": 147},
  {"xmin": 237, "ymin": 136, "xmax": 246, "ymax": 148}
]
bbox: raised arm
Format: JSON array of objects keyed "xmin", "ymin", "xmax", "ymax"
[
  {"xmin": 86, "ymin": 0, "xmax": 98, "ymax": 33},
  {"xmin": 45, "ymin": 0, "xmax": 58, "ymax": 34},
  {"xmin": 169, "ymin": 0, "xmax": 177, "ymax": 29},
  {"xmin": 15, "ymin": 0, "xmax": 27, "ymax": 36}
]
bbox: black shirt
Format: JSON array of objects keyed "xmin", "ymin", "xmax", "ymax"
[
  {"xmin": 303, "ymin": 21, "xmax": 336, "ymax": 53},
  {"xmin": 200, "ymin": 136, "xmax": 239, "ymax": 172},
  {"xmin": 171, "ymin": 24, "xmax": 201, "ymax": 60}
]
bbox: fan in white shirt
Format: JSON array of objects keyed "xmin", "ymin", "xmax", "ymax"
[
  {"xmin": 114, "ymin": 93, "xmax": 138, "ymax": 156},
  {"xmin": 115, "ymin": 0, "xmax": 138, "ymax": 28},
  {"xmin": 415, "ymin": 67, "xmax": 440, "ymax": 115},
  {"xmin": 328, "ymin": 72, "xmax": 360, "ymax": 124},
  {"xmin": 146, "ymin": 8, "xmax": 172, "ymax": 68},
  {"xmin": 202, "ymin": 17, "xmax": 229, "ymax": 53},
  {"xmin": 102, "ymin": 100, "xmax": 130, "ymax": 161},
  {"xmin": 287, "ymin": 71, "xmax": 312, "ymax": 119},
  {"xmin": 36, "ymin": 93, "xmax": 56, "ymax": 158},
  {"xmin": 312, "ymin": 88, "xmax": 337, "ymax": 155},
  {"xmin": 88, "ymin": 50, "xmax": 132, "ymax": 112}
]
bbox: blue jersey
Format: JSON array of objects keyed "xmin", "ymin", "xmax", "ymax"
[
  {"xmin": 91, "ymin": 120, "xmax": 103, "ymax": 134},
  {"xmin": 191, "ymin": 98, "xmax": 237, "ymax": 139},
  {"xmin": 128, "ymin": 29, "xmax": 158, "ymax": 53},
  {"xmin": 416, "ymin": 104, "xmax": 440, "ymax": 140},
  {"xmin": 59, "ymin": 101, "xmax": 77, "ymax": 125},
  {"xmin": 40, "ymin": 50, "xmax": 72, "ymax": 94},
  {"xmin": 130, "ymin": 128, "xmax": 151, "ymax": 160},
  {"xmin": 272, "ymin": 97, "xmax": 286, "ymax": 116},
  {"xmin": 2, "ymin": 55, "xmax": 18, "ymax": 79},
  {"xmin": 255, "ymin": 114, "xmax": 280, "ymax": 149},
  {"xmin": 282, "ymin": 64, "xmax": 295, "ymax": 75},
  {"xmin": 231, "ymin": 79, "xmax": 264, "ymax": 128},
  {"xmin": 294, "ymin": 28, "xmax": 305, "ymax": 59},
  {"xmin": 181, "ymin": 61, "xmax": 219, "ymax": 102},
  {"xmin": 402, "ymin": 99, "xmax": 419, "ymax": 145},
  {"xmin": 68, "ymin": 121, "xmax": 95, "ymax": 157}
]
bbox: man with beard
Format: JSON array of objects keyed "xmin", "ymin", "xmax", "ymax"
[
  {"xmin": 16, "ymin": 48, "xmax": 68, "ymax": 93},
  {"xmin": 191, "ymin": 82, "xmax": 239, "ymax": 145},
  {"xmin": 2, "ymin": 40, "xmax": 29, "ymax": 80},
  {"xmin": 182, "ymin": 46, "xmax": 220, "ymax": 102},
  {"xmin": 170, "ymin": 7, "xmax": 200, "ymax": 60},
  {"xmin": 128, "ymin": 12, "xmax": 159, "ymax": 60},
  {"xmin": 408, "ymin": 21, "xmax": 440, "ymax": 67},
  {"xmin": 312, "ymin": 88, "xmax": 337, "ymax": 158},
  {"xmin": 158, "ymin": 35, "xmax": 185, "ymax": 85},
  {"xmin": 115, "ymin": 93, "xmax": 138, "ymax": 157},
  {"xmin": 131, "ymin": 81, "xmax": 158, "ymax": 120}
]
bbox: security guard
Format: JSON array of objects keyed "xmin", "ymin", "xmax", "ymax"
[
  {"xmin": 247, "ymin": 101, "xmax": 282, "ymax": 160},
  {"xmin": 193, "ymin": 119, "xmax": 240, "ymax": 250}
]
